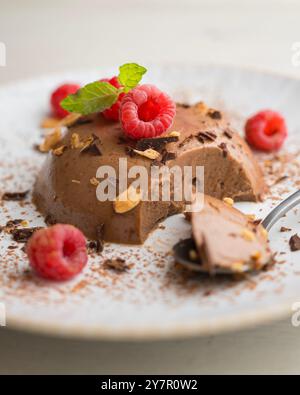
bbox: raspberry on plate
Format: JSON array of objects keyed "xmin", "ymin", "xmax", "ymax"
[
  {"xmin": 26, "ymin": 224, "xmax": 88, "ymax": 281},
  {"xmin": 245, "ymin": 110, "xmax": 287, "ymax": 152},
  {"xmin": 100, "ymin": 76, "xmax": 125, "ymax": 121},
  {"xmin": 51, "ymin": 83, "xmax": 81, "ymax": 119},
  {"xmin": 120, "ymin": 84, "xmax": 176, "ymax": 139}
]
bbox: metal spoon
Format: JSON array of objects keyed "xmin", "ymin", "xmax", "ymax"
[{"xmin": 173, "ymin": 190, "xmax": 300, "ymax": 274}]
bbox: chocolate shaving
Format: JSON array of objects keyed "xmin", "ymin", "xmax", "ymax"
[
  {"xmin": 280, "ymin": 226, "xmax": 292, "ymax": 232},
  {"xmin": 12, "ymin": 227, "xmax": 43, "ymax": 243},
  {"xmin": 161, "ymin": 150, "xmax": 177, "ymax": 164},
  {"xmin": 135, "ymin": 136, "xmax": 179, "ymax": 152},
  {"xmin": 178, "ymin": 103, "xmax": 190, "ymax": 109},
  {"xmin": 125, "ymin": 147, "xmax": 136, "ymax": 158},
  {"xmin": 92, "ymin": 224, "xmax": 104, "ymax": 253},
  {"xmin": 81, "ymin": 134, "xmax": 102, "ymax": 156},
  {"xmin": 179, "ymin": 134, "xmax": 193, "ymax": 148},
  {"xmin": 223, "ymin": 130, "xmax": 233, "ymax": 139},
  {"xmin": 208, "ymin": 110, "xmax": 222, "ymax": 120},
  {"xmin": 218, "ymin": 142, "xmax": 228, "ymax": 158},
  {"xmin": 2, "ymin": 191, "xmax": 29, "ymax": 201},
  {"xmin": 2, "ymin": 219, "xmax": 24, "ymax": 234},
  {"xmin": 151, "ymin": 159, "xmax": 162, "ymax": 167},
  {"xmin": 88, "ymin": 240, "xmax": 103, "ymax": 253},
  {"xmin": 103, "ymin": 258, "xmax": 129, "ymax": 272},
  {"xmin": 8, "ymin": 245, "xmax": 18, "ymax": 250},
  {"xmin": 290, "ymin": 234, "xmax": 300, "ymax": 252},
  {"xmin": 196, "ymin": 131, "xmax": 217, "ymax": 143},
  {"xmin": 6, "ymin": 219, "xmax": 24, "ymax": 227},
  {"xmin": 272, "ymin": 175, "xmax": 288, "ymax": 186}
]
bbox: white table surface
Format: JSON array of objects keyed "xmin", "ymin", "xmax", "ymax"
[{"xmin": 1, "ymin": 0, "xmax": 300, "ymax": 374}]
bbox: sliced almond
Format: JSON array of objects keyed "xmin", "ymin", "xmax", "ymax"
[
  {"xmin": 80, "ymin": 136, "xmax": 94, "ymax": 152},
  {"xmin": 113, "ymin": 185, "xmax": 142, "ymax": 214},
  {"xmin": 71, "ymin": 179, "xmax": 81, "ymax": 184},
  {"xmin": 246, "ymin": 214, "xmax": 256, "ymax": 221},
  {"xmin": 90, "ymin": 177, "xmax": 99, "ymax": 186},
  {"xmin": 39, "ymin": 127, "xmax": 62, "ymax": 152},
  {"xmin": 71, "ymin": 133, "xmax": 84, "ymax": 149},
  {"xmin": 241, "ymin": 228, "xmax": 255, "ymax": 242},
  {"xmin": 52, "ymin": 145, "xmax": 67, "ymax": 156},
  {"xmin": 197, "ymin": 102, "xmax": 208, "ymax": 113},
  {"xmin": 133, "ymin": 148, "xmax": 160, "ymax": 160},
  {"xmin": 223, "ymin": 197, "xmax": 234, "ymax": 206},
  {"xmin": 168, "ymin": 131, "xmax": 181, "ymax": 138},
  {"xmin": 251, "ymin": 250, "xmax": 262, "ymax": 261},
  {"xmin": 60, "ymin": 113, "xmax": 81, "ymax": 127},
  {"xmin": 40, "ymin": 117, "xmax": 61, "ymax": 129}
]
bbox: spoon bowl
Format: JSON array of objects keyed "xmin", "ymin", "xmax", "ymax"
[{"xmin": 173, "ymin": 190, "xmax": 300, "ymax": 275}]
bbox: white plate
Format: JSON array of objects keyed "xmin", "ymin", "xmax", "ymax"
[{"xmin": 1, "ymin": 64, "xmax": 300, "ymax": 340}]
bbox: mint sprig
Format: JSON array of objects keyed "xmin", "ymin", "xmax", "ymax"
[
  {"xmin": 61, "ymin": 62, "xmax": 147, "ymax": 115},
  {"xmin": 61, "ymin": 81, "xmax": 119, "ymax": 115},
  {"xmin": 118, "ymin": 63, "xmax": 147, "ymax": 92}
]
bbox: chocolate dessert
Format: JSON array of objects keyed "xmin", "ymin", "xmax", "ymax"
[
  {"xmin": 33, "ymin": 103, "xmax": 266, "ymax": 244},
  {"xmin": 191, "ymin": 195, "xmax": 272, "ymax": 273}
]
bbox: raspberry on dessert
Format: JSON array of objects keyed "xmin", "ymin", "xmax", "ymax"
[
  {"xmin": 51, "ymin": 83, "xmax": 81, "ymax": 119},
  {"xmin": 120, "ymin": 84, "xmax": 176, "ymax": 139},
  {"xmin": 245, "ymin": 110, "xmax": 287, "ymax": 152},
  {"xmin": 26, "ymin": 224, "xmax": 88, "ymax": 281},
  {"xmin": 100, "ymin": 76, "xmax": 125, "ymax": 121}
]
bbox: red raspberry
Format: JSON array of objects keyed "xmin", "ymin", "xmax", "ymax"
[
  {"xmin": 245, "ymin": 110, "xmax": 287, "ymax": 152},
  {"xmin": 51, "ymin": 83, "xmax": 81, "ymax": 119},
  {"xmin": 100, "ymin": 76, "xmax": 125, "ymax": 121},
  {"xmin": 120, "ymin": 84, "xmax": 176, "ymax": 139},
  {"xmin": 27, "ymin": 224, "xmax": 88, "ymax": 281}
]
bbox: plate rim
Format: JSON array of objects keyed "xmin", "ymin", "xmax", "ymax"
[
  {"xmin": 6, "ymin": 299, "xmax": 292, "ymax": 341},
  {"xmin": 1, "ymin": 64, "xmax": 299, "ymax": 340}
]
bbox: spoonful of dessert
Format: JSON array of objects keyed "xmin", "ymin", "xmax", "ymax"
[{"xmin": 173, "ymin": 190, "xmax": 300, "ymax": 275}]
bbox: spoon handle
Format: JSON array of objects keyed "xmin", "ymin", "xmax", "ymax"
[{"xmin": 262, "ymin": 190, "xmax": 300, "ymax": 231}]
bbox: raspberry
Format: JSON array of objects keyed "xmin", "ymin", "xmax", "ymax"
[
  {"xmin": 120, "ymin": 84, "xmax": 176, "ymax": 139},
  {"xmin": 100, "ymin": 76, "xmax": 125, "ymax": 121},
  {"xmin": 51, "ymin": 83, "xmax": 81, "ymax": 119},
  {"xmin": 245, "ymin": 110, "xmax": 287, "ymax": 152},
  {"xmin": 26, "ymin": 224, "xmax": 88, "ymax": 281}
]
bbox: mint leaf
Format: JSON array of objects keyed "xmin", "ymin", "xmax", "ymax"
[
  {"xmin": 61, "ymin": 81, "xmax": 119, "ymax": 115},
  {"xmin": 118, "ymin": 63, "xmax": 147, "ymax": 92}
]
